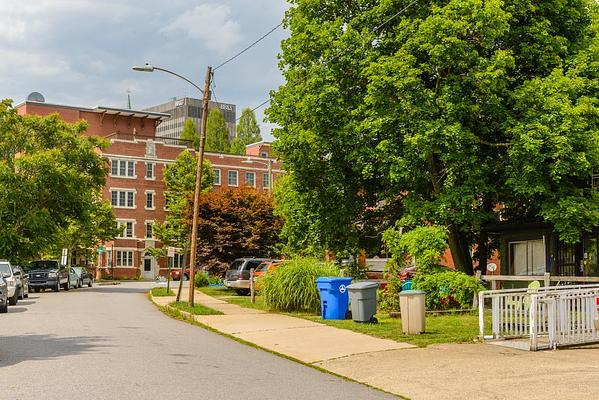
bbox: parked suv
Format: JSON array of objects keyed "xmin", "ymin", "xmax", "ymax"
[
  {"xmin": 0, "ymin": 275, "xmax": 8, "ymax": 313},
  {"xmin": 0, "ymin": 260, "xmax": 18, "ymax": 305},
  {"xmin": 224, "ymin": 258, "xmax": 271, "ymax": 295},
  {"xmin": 28, "ymin": 260, "xmax": 70, "ymax": 292}
]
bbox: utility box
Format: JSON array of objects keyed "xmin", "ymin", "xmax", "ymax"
[
  {"xmin": 347, "ymin": 281, "xmax": 379, "ymax": 323},
  {"xmin": 399, "ymin": 290, "xmax": 426, "ymax": 334}
]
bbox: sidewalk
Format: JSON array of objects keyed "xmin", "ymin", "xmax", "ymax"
[{"xmin": 152, "ymin": 287, "xmax": 599, "ymax": 400}]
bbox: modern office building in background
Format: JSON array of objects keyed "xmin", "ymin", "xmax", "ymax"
[{"xmin": 144, "ymin": 97, "xmax": 237, "ymax": 142}]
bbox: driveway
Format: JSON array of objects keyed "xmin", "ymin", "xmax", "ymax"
[{"xmin": 0, "ymin": 282, "xmax": 396, "ymax": 400}]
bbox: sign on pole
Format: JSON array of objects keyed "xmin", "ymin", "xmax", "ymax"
[
  {"xmin": 96, "ymin": 246, "xmax": 106, "ymax": 254},
  {"xmin": 167, "ymin": 247, "xmax": 175, "ymax": 258},
  {"xmin": 61, "ymin": 248, "xmax": 68, "ymax": 266}
]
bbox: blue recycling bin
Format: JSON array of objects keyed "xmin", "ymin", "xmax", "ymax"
[{"xmin": 316, "ymin": 277, "xmax": 353, "ymax": 320}]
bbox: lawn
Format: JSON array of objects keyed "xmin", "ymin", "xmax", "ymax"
[
  {"xmin": 169, "ymin": 301, "xmax": 223, "ymax": 315},
  {"xmin": 150, "ymin": 287, "xmax": 175, "ymax": 296},
  {"xmin": 198, "ymin": 286, "xmax": 487, "ymax": 347}
]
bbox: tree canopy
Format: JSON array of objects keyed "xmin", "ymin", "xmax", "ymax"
[
  {"xmin": 205, "ymin": 108, "xmax": 231, "ymax": 153},
  {"xmin": 231, "ymin": 108, "xmax": 262, "ymax": 155},
  {"xmin": 192, "ymin": 188, "xmax": 282, "ymax": 275},
  {"xmin": 180, "ymin": 119, "xmax": 199, "ymax": 150},
  {"xmin": 0, "ymin": 99, "xmax": 117, "ymax": 263},
  {"xmin": 267, "ymin": 0, "xmax": 599, "ymax": 273}
]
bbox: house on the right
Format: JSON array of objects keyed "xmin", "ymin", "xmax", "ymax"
[{"xmin": 483, "ymin": 172, "xmax": 599, "ymax": 278}]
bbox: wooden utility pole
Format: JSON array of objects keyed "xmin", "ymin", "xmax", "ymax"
[{"xmin": 188, "ymin": 66, "xmax": 212, "ymax": 307}]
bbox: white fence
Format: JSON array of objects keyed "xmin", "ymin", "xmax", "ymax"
[{"xmin": 479, "ymin": 284, "xmax": 599, "ymax": 350}]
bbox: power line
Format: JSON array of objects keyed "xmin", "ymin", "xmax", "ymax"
[
  {"xmin": 231, "ymin": 1, "xmax": 421, "ymax": 121},
  {"xmin": 214, "ymin": 22, "xmax": 284, "ymax": 71}
]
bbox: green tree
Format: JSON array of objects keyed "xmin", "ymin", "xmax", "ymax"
[
  {"xmin": 267, "ymin": 0, "xmax": 599, "ymax": 274},
  {"xmin": 180, "ymin": 119, "xmax": 199, "ymax": 149},
  {"xmin": 0, "ymin": 99, "xmax": 115, "ymax": 263},
  {"xmin": 205, "ymin": 108, "xmax": 230, "ymax": 153},
  {"xmin": 231, "ymin": 108, "xmax": 262, "ymax": 155}
]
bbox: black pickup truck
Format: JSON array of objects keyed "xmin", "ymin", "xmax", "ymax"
[{"xmin": 28, "ymin": 260, "xmax": 70, "ymax": 292}]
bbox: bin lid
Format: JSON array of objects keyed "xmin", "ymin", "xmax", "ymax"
[
  {"xmin": 400, "ymin": 289, "xmax": 425, "ymax": 296},
  {"xmin": 347, "ymin": 281, "xmax": 379, "ymax": 290},
  {"xmin": 316, "ymin": 277, "xmax": 353, "ymax": 284}
]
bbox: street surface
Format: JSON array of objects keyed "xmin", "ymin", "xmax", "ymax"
[{"xmin": 0, "ymin": 282, "xmax": 395, "ymax": 400}]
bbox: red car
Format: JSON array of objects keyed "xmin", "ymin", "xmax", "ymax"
[{"xmin": 170, "ymin": 267, "xmax": 201, "ymax": 281}]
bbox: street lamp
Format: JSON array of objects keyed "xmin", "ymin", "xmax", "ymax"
[
  {"xmin": 133, "ymin": 63, "xmax": 212, "ymax": 307},
  {"xmin": 242, "ymin": 157, "xmax": 273, "ymax": 194}
]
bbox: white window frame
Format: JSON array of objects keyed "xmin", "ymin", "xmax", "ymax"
[
  {"xmin": 245, "ymin": 171, "xmax": 255, "ymax": 187},
  {"xmin": 145, "ymin": 190, "xmax": 155, "ymax": 210},
  {"xmin": 213, "ymin": 168, "xmax": 221, "ymax": 185},
  {"xmin": 110, "ymin": 189, "xmax": 136, "ymax": 209},
  {"xmin": 145, "ymin": 162, "xmax": 155, "ymax": 180},
  {"xmin": 263, "ymin": 173, "xmax": 271, "ymax": 189},
  {"xmin": 116, "ymin": 220, "xmax": 136, "ymax": 239},
  {"xmin": 228, "ymin": 170, "xmax": 238, "ymax": 187},
  {"xmin": 145, "ymin": 220, "xmax": 154, "ymax": 239},
  {"xmin": 110, "ymin": 159, "xmax": 136, "ymax": 179},
  {"xmin": 115, "ymin": 250, "xmax": 134, "ymax": 267}
]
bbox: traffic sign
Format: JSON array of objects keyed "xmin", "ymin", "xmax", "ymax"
[
  {"xmin": 96, "ymin": 246, "xmax": 106, "ymax": 254},
  {"xmin": 167, "ymin": 247, "xmax": 175, "ymax": 257}
]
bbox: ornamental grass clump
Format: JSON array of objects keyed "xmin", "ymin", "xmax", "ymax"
[{"xmin": 262, "ymin": 257, "xmax": 340, "ymax": 313}]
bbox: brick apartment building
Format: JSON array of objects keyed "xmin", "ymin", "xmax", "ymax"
[{"xmin": 16, "ymin": 99, "xmax": 282, "ymax": 279}]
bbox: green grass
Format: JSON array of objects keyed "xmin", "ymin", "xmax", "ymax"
[
  {"xmin": 150, "ymin": 287, "xmax": 175, "ymax": 296},
  {"xmin": 198, "ymin": 286, "xmax": 488, "ymax": 347},
  {"xmin": 169, "ymin": 301, "xmax": 223, "ymax": 315}
]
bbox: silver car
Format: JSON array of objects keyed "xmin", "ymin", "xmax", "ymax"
[
  {"xmin": 0, "ymin": 275, "xmax": 8, "ymax": 313},
  {"xmin": 0, "ymin": 261, "xmax": 18, "ymax": 306}
]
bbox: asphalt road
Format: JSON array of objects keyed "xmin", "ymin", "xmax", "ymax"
[{"xmin": 0, "ymin": 282, "xmax": 396, "ymax": 400}]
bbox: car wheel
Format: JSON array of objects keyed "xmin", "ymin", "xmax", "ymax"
[
  {"xmin": 24, "ymin": 286, "xmax": 29, "ymax": 298},
  {"xmin": 235, "ymin": 289, "xmax": 250, "ymax": 296},
  {"xmin": 9, "ymin": 293, "xmax": 18, "ymax": 305},
  {"xmin": 53, "ymin": 281, "xmax": 60, "ymax": 292},
  {"xmin": 88, "ymin": 279, "xmax": 93, "ymax": 288},
  {"xmin": 183, "ymin": 274, "xmax": 189, "ymax": 281},
  {"xmin": 18, "ymin": 288, "xmax": 23, "ymax": 300},
  {"xmin": 78, "ymin": 279, "xmax": 82, "ymax": 288},
  {"xmin": 0, "ymin": 302, "xmax": 7, "ymax": 313}
]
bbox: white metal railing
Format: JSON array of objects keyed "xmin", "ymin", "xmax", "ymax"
[{"xmin": 479, "ymin": 285, "xmax": 599, "ymax": 350}]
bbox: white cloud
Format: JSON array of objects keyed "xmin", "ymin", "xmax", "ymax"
[
  {"xmin": 0, "ymin": 49, "xmax": 74, "ymax": 78},
  {"xmin": 160, "ymin": 4, "xmax": 242, "ymax": 54}
]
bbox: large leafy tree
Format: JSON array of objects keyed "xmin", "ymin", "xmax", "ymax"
[
  {"xmin": 267, "ymin": 0, "xmax": 599, "ymax": 274},
  {"xmin": 205, "ymin": 108, "xmax": 231, "ymax": 153},
  {"xmin": 180, "ymin": 119, "xmax": 199, "ymax": 150},
  {"xmin": 192, "ymin": 188, "xmax": 282, "ymax": 275},
  {"xmin": 0, "ymin": 99, "xmax": 116, "ymax": 263},
  {"xmin": 231, "ymin": 108, "xmax": 262, "ymax": 155}
]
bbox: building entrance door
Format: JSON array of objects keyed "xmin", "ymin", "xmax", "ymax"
[{"xmin": 143, "ymin": 253, "xmax": 154, "ymax": 280}]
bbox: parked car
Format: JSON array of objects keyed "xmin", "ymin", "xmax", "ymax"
[
  {"xmin": 170, "ymin": 267, "xmax": 201, "ymax": 281},
  {"xmin": 254, "ymin": 260, "xmax": 287, "ymax": 278},
  {"xmin": 28, "ymin": 260, "xmax": 70, "ymax": 292},
  {"xmin": 0, "ymin": 260, "xmax": 18, "ymax": 305},
  {"xmin": 224, "ymin": 258, "xmax": 272, "ymax": 295},
  {"xmin": 0, "ymin": 275, "xmax": 8, "ymax": 313},
  {"xmin": 12, "ymin": 265, "xmax": 29, "ymax": 299},
  {"xmin": 72, "ymin": 267, "xmax": 93, "ymax": 288}
]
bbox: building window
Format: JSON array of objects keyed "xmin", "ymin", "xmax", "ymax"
[
  {"xmin": 117, "ymin": 221, "xmax": 134, "ymax": 238},
  {"xmin": 168, "ymin": 253, "xmax": 185, "ymax": 269},
  {"xmin": 110, "ymin": 190, "xmax": 135, "ymax": 208},
  {"xmin": 245, "ymin": 172, "xmax": 255, "ymax": 187},
  {"xmin": 260, "ymin": 151, "xmax": 268, "ymax": 158},
  {"xmin": 213, "ymin": 169, "xmax": 221, "ymax": 185},
  {"xmin": 145, "ymin": 191, "xmax": 154, "ymax": 209},
  {"xmin": 116, "ymin": 251, "xmax": 133, "ymax": 267},
  {"xmin": 111, "ymin": 160, "xmax": 135, "ymax": 178},
  {"xmin": 228, "ymin": 170, "xmax": 238, "ymax": 187},
  {"xmin": 592, "ymin": 171, "xmax": 599, "ymax": 189},
  {"xmin": 509, "ymin": 239, "xmax": 545, "ymax": 276},
  {"xmin": 146, "ymin": 163, "xmax": 154, "ymax": 179},
  {"xmin": 146, "ymin": 222, "xmax": 153, "ymax": 239},
  {"xmin": 263, "ymin": 173, "xmax": 270, "ymax": 189}
]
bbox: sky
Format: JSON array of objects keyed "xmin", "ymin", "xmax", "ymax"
[{"xmin": 0, "ymin": 0, "xmax": 289, "ymax": 139}]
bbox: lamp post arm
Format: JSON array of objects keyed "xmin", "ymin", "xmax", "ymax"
[{"xmin": 153, "ymin": 67, "xmax": 204, "ymax": 94}]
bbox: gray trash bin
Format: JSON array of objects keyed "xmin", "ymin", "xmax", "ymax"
[
  {"xmin": 399, "ymin": 290, "xmax": 425, "ymax": 334},
  {"xmin": 347, "ymin": 281, "xmax": 379, "ymax": 323}
]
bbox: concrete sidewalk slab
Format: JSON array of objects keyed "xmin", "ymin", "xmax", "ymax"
[
  {"xmin": 194, "ymin": 313, "xmax": 320, "ymax": 334},
  {"xmin": 316, "ymin": 343, "xmax": 599, "ymax": 400},
  {"xmin": 236, "ymin": 325, "xmax": 415, "ymax": 364}
]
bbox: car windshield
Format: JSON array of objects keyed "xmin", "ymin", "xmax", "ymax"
[
  {"xmin": 72, "ymin": 267, "xmax": 82, "ymax": 276},
  {"xmin": 229, "ymin": 260, "xmax": 244, "ymax": 271},
  {"xmin": 30, "ymin": 261, "xmax": 59, "ymax": 270},
  {"xmin": 255, "ymin": 263, "xmax": 269, "ymax": 273},
  {"xmin": 0, "ymin": 263, "xmax": 11, "ymax": 275}
]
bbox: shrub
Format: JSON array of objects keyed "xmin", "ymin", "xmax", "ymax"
[
  {"xmin": 262, "ymin": 257, "xmax": 340, "ymax": 313},
  {"xmin": 194, "ymin": 272, "xmax": 209, "ymax": 288},
  {"xmin": 412, "ymin": 270, "xmax": 484, "ymax": 310},
  {"xmin": 378, "ymin": 258, "xmax": 403, "ymax": 312}
]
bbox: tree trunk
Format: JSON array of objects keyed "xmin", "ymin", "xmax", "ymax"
[
  {"xmin": 447, "ymin": 224, "xmax": 474, "ymax": 275},
  {"xmin": 475, "ymin": 231, "xmax": 489, "ymax": 275}
]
